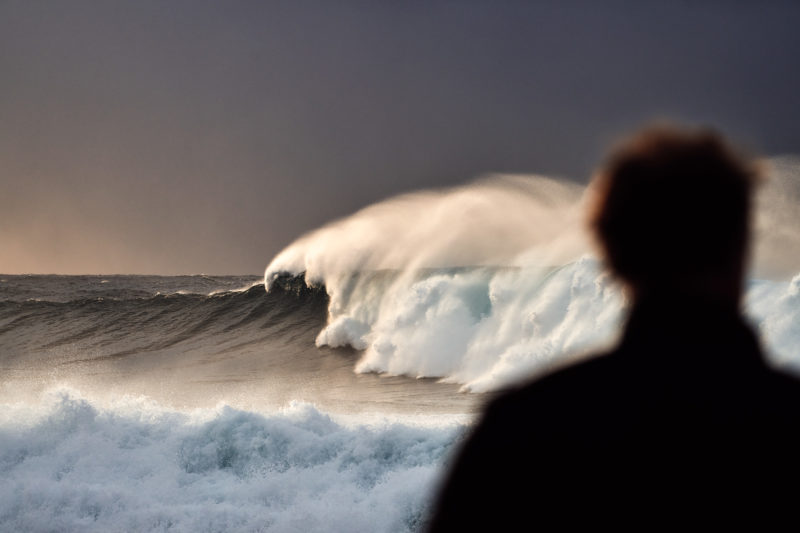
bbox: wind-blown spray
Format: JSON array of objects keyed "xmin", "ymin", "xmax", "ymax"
[{"xmin": 266, "ymin": 162, "xmax": 800, "ymax": 391}]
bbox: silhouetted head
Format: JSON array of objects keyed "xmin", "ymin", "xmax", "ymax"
[{"xmin": 590, "ymin": 125, "xmax": 760, "ymax": 304}]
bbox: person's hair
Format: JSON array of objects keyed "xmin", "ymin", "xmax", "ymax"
[{"xmin": 590, "ymin": 125, "xmax": 760, "ymax": 290}]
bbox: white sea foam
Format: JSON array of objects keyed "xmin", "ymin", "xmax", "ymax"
[
  {"xmin": 316, "ymin": 259, "xmax": 799, "ymax": 392},
  {"xmin": 312, "ymin": 258, "xmax": 800, "ymax": 392},
  {"xmin": 746, "ymin": 273, "xmax": 800, "ymax": 371},
  {"xmin": 0, "ymin": 389, "xmax": 464, "ymax": 533},
  {"xmin": 337, "ymin": 258, "xmax": 625, "ymax": 392},
  {"xmin": 265, "ymin": 161, "xmax": 800, "ymax": 391}
]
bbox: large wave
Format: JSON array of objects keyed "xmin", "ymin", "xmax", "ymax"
[{"xmin": 265, "ymin": 160, "xmax": 800, "ymax": 392}]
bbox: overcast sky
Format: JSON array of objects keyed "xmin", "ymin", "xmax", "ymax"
[{"xmin": 2, "ymin": 1, "xmax": 799, "ymax": 274}]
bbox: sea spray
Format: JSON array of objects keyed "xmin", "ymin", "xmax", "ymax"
[
  {"xmin": 265, "ymin": 174, "xmax": 587, "ymax": 286},
  {"xmin": 266, "ymin": 161, "xmax": 800, "ymax": 390},
  {"xmin": 753, "ymin": 156, "xmax": 800, "ymax": 279}
]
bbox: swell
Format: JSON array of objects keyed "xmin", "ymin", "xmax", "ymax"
[{"xmin": 0, "ymin": 275, "xmax": 329, "ymax": 368}]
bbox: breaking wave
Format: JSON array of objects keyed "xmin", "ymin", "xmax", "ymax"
[{"xmin": 265, "ymin": 162, "xmax": 800, "ymax": 392}]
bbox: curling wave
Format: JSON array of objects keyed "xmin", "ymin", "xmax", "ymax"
[{"xmin": 265, "ymin": 162, "xmax": 800, "ymax": 392}]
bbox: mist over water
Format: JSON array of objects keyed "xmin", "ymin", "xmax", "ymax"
[
  {"xmin": 266, "ymin": 158, "xmax": 800, "ymax": 391},
  {"xmin": 753, "ymin": 156, "xmax": 800, "ymax": 279},
  {"xmin": 267, "ymin": 175, "xmax": 587, "ymax": 281}
]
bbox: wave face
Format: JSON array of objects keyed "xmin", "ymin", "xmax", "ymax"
[
  {"xmin": 266, "ymin": 162, "xmax": 800, "ymax": 391},
  {"xmin": 0, "ymin": 390, "xmax": 462, "ymax": 533},
  {"xmin": 0, "ymin": 274, "xmax": 323, "ymax": 366},
  {"xmin": 0, "ymin": 274, "xmax": 478, "ymax": 414}
]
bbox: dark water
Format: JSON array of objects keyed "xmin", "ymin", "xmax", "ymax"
[{"xmin": 0, "ymin": 274, "xmax": 483, "ymax": 414}]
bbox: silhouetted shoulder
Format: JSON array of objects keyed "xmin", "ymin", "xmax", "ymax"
[
  {"xmin": 427, "ymin": 351, "xmax": 632, "ymax": 532},
  {"xmin": 480, "ymin": 351, "xmax": 633, "ymax": 439}
]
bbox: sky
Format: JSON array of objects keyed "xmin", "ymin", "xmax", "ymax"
[{"xmin": 2, "ymin": 1, "xmax": 799, "ymax": 275}]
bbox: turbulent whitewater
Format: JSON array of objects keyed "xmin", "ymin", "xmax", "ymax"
[
  {"xmin": 2, "ymin": 158, "xmax": 799, "ymax": 532},
  {"xmin": 265, "ymin": 161, "xmax": 800, "ymax": 392},
  {"xmin": 0, "ymin": 390, "xmax": 461, "ymax": 532}
]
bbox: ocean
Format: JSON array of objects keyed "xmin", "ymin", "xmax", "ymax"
[{"xmin": 2, "ymin": 161, "xmax": 799, "ymax": 532}]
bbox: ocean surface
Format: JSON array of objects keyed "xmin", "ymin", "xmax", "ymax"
[
  {"xmin": 2, "ymin": 159, "xmax": 799, "ymax": 532},
  {"xmin": 2, "ymin": 267, "xmax": 799, "ymax": 532}
]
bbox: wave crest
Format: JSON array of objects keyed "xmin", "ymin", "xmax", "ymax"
[{"xmin": 265, "ymin": 165, "xmax": 800, "ymax": 391}]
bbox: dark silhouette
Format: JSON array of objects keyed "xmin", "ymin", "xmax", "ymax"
[{"xmin": 427, "ymin": 126, "xmax": 800, "ymax": 531}]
